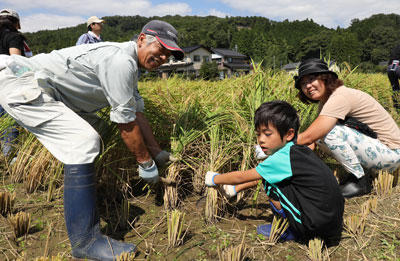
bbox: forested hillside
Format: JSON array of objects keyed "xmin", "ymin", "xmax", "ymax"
[{"xmin": 24, "ymin": 14, "xmax": 400, "ymax": 71}]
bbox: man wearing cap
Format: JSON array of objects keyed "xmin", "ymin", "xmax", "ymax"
[
  {"xmin": 76, "ymin": 16, "xmax": 105, "ymax": 45},
  {"xmin": 0, "ymin": 20, "xmax": 184, "ymax": 260}
]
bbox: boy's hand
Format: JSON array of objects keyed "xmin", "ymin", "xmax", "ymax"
[
  {"xmin": 254, "ymin": 145, "xmax": 268, "ymax": 160},
  {"xmin": 205, "ymin": 171, "xmax": 219, "ymax": 186},
  {"xmin": 222, "ymin": 185, "xmax": 237, "ymax": 198}
]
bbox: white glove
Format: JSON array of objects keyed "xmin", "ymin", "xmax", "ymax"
[
  {"xmin": 205, "ymin": 171, "xmax": 219, "ymax": 186},
  {"xmin": 254, "ymin": 145, "xmax": 267, "ymax": 160},
  {"xmin": 222, "ymin": 185, "xmax": 237, "ymax": 198},
  {"xmin": 155, "ymin": 150, "xmax": 178, "ymax": 168},
  {"xmin": 138, "ymin": 160, "xmax": 159, "ymax": 184}
]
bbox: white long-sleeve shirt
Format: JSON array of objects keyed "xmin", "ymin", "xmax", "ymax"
[{"xmin": 9, "ymin": 41, "xmax": 140, "ymax": 123}]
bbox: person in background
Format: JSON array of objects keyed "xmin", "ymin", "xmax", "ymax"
[
  {"xmin": 205, "ymin": 100, "xmax": 344, "ymax": 246},
  {"xmin": 0, "ymin": 8, "xmax": 31, "ymax": 162},
  {"xmin": 76, "ymin": 16, "xmax": 105, "ymax": 45},
  {"xmin": 295, "ymin": 58, "xmax": 400, "ymax": 198},
  {"xmin": 0, "ymin": 20, "xmax": 183, "ymax": 260},
  {"xmin": 387, "ymin": 44, "xmax": 400, "ymax": 109}
]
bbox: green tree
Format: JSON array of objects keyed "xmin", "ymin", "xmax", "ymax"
[
  {"xmin": 329, "ymin": 32, "xmax": 362, "ymax": 66},
  {"xmin": 363, "ymin": 26, "xmax": 398, "ymax": 63},
  {"xmin": 199, "ymin": 61, "xmax": 219, "ymax": 80},
  {"xmin": 296, "ymin": 31, "xmax": 333, "ymax": 60}
]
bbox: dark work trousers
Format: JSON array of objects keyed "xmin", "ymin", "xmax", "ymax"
[
  {"xmin": 387, "ymin": 65, "xmax": 400, "ymax": 109},
  {"xmin": 0, "ymin": 105, "xmax": 19, "ymax": 157}
]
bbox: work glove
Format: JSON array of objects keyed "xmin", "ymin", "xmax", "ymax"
[
  {"xmin": 138, "ymin": 159, "xmax": 159, "ymax": 184},
  {"xmin": 221, "ymin": 185, "xmax": 237, "ymax": 198},
  {"xmin": 254, "ymin": 145, "xmax": 268, "ymax": 160},
  {"xmin": 155, "ymin": 150, "xmax": 178, "ymax": 168},
  {"xmin": 205, "ymin": 171, "xmax": 219, "ymax": 186}
]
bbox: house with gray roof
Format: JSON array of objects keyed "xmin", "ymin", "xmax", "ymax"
[
  {"xmin": 157, "ymin": 45, "xmax": 251, "ymax": 79},
  {"xmin": 211, "ymin": 48, "xmax": 252, "ymax": 79},
  {"xmin": 158, "ymin": 45, "xmax": 212, "ymax": 78}
]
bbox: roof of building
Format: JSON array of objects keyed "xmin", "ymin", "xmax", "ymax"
[
  {"xmin": 222, "ymin": 62, "xmax": 251, "ymax": 70},
  {"xmin": 211, "ymin": 48, "xmax": 247, "ymax": 58},
  {"xmin": 282, "ymin": 62, "xmax": 300, "ymax": 70},
  {"xmin": 182, "ymin": 45, "xmax": 212, "ymax": 54},
  {"xmin": 158, "ymin": 60, "xmax": 193, "ymax": 70}
]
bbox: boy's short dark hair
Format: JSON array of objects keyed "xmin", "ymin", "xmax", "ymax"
[{"xmin": 254, "ymin": 100, "xmax": 300, "ymax": 141}]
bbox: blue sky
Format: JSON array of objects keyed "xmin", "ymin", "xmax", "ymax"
[{"xmin": 1, "ymin": 0, "xmax": 400, "ymax": 32}]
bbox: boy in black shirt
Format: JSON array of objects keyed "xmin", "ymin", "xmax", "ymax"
[{"xmin": 205, "ymin": 100, "xmax": 344, "ymax": 245}]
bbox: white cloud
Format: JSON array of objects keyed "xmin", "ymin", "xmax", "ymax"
[
  {"xmin": 21, "ymin": 14, "xmax": 84, "ymax": 33},
  {"xmin": 152, "ymin": 3, "xmax": 192, "ymax": 16},
  {"xmin": 2, "ymin": 0, "xmax": 191, "ymax": 16},
  {"xmin": 218, "ymin": 0, "xmax": 400, "ymax": 28},
  {"xmin": 208, "ymin": 8, "xmax": 229, "ymax": 18},
  {"xmin": 4, "ymin": 0, "xmax": 192, "ymax": 32}
]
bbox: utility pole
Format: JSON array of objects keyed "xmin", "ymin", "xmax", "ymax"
[{"xmin": 273, "ymin": 55, "xmax": 275, "ymax": 70}]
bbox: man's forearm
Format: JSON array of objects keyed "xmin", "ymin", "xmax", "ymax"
[
  {"xmin": 118, "ymin": 121, "xmax": 151, "ymax": 163},
  {"xmin": 135, "ymin": 112, "xmax": 162, "ymax": 157}
]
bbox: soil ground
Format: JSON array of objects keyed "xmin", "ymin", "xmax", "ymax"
[{"xmin": 0, "ymin": 167, "xmax": 400, "ymax": 261}]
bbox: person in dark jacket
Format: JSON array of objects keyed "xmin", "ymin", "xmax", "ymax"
[
  {"xmin": 0, "ymin": 8, "xmax": 31, "ymax": 161},
  {"xmin": 387, "ymin": 44, "xmax": 400, "ymax": 109}
]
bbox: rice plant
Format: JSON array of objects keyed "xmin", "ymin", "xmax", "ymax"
[
  {"xmin": 205, "ymin": 122, "xmax": 236, "ymax": 223},
  {"xmin": 307, "ymin": 238, "xmax": 329, "ymax": 261},
  {"xmin": 361, "ymin": 197, "xmax": 378, "ymax": 216},
  {"xmin": 344, "ymin": 214, "xmax": 366, "ymax": 237},
  {"xmin": 8, "ymin": 211, "xmax": 31, "ymax": 238},
  {"xmin": 217, "ymin": 231, "xmax": 247, "ymax": 261},
  {"xmin": 117, "ymin": 252, "xmax": 136, "ymax": 261},
  {"xmin": 227, "ymin": 110, "xmax": 256, "ymax": 203},
  {"xmin": 33, "ymin": 255, "xmax": 65, "ymax": 261},
  {"xmin": 267, "ymin": 216, "xmax": 290, "ymax": 243},
  {"xmin": 166, "ymin": 209, "xmax": 187, "ymax": 248},
  {"xmin": 24, "ymin": 147, "xmax": 61, "ymax": 194},
  {"xmin": 118, "ymin": 199, "xmax": 130, "ymax": 230},
  {"xmin": 374, "ymin": 170, "xmax": 395, "ymax": 197},
  {"xmin": 368, "ymin": 197, "xmax": 378, "ymax": 212},
  {"xmin": 10, "ymin": 135, "xmax": 62, "ymax": 195},
  {"xmin": 0, "ymin": 191, "xmax": 15, "ymax": 216},
  {"xmin": 163, "ymin": 100, "xmax": 206, "ymax": 209}
]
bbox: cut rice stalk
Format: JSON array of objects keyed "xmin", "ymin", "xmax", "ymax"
[
  {"xmin": 268, "ymin": 216, "xmax": 289, "ymax": 243},
  {"xmin": 0, "ymin": 191, "xmax": 16, "ymax": 216}
]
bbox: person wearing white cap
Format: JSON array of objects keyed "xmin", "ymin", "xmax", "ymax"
[
  {"xmin": 76, "ymin": 16, "xmax": 105, "ymax": 45},
  {"xmin": 0, "ymin": 19, "xmax": 183, "ymax": 260}
]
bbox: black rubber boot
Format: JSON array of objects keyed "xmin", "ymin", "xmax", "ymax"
[
  {"xmin": 340, "ymin": 172, "xmax": 371, "ymax": 198},
  {"xmin": 64, "ymin": 164, "xmax": 136, "ymax": 260}
]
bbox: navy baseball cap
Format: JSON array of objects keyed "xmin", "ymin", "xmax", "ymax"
[{"xmin": 141, "ymin": 20, "xmax": 184, "ymax": 60}]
